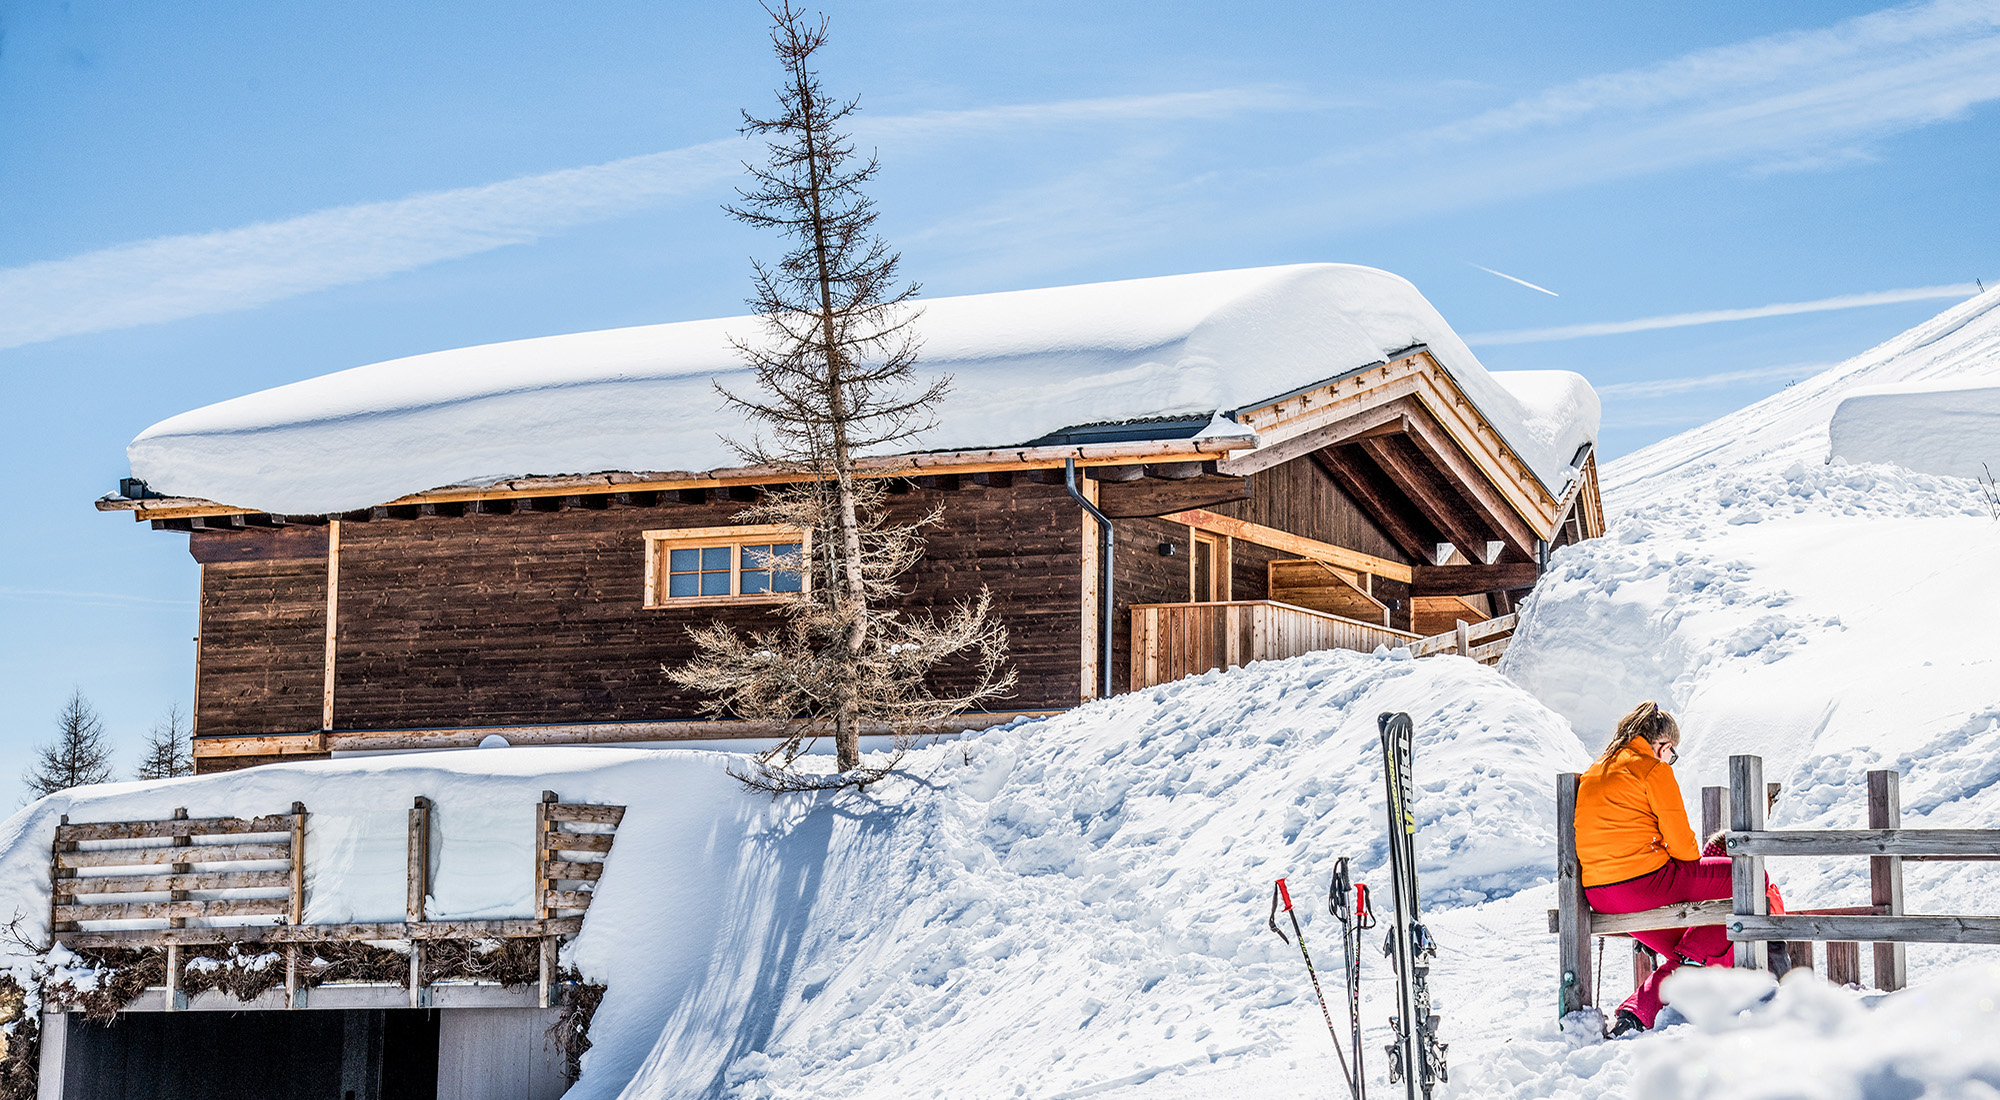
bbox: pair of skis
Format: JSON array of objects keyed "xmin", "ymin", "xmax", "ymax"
[{"xmin": 1267, "ymin": 713, "xmax": 1446, "ymax": 1100}]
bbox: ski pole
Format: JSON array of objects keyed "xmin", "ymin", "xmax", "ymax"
[
  {"xmin": 1330, "ymin": 860, "xmax": 1373, "ymax": 1100},
  {"xmin": 1270, "ymin": 877, "xmax": 1356, "ymax": 1099}
]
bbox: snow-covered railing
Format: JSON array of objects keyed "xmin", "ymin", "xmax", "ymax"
[
  {"xmin": 1554, "ymin": 757, "xmax": 2000, "ymax": 1017},
  {"xmin": 1408, "ymin": 613, "xmax": 1517, "ymax": 664},
  {"xmin": 47, "ymin": 791, "xmax": 625, "ymax": 1013}
]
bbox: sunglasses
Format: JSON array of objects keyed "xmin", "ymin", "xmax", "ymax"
[{"xmin": 1658, "ymin": 742, "xmax": 1679, "ymax": 765}]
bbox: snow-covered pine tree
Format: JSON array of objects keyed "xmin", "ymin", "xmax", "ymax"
[
  {"xmin": 134, "ymin": 702, "xmax": 193, "ymax": 780},
  {"xmin": 23, "ymin": 689, "xmax": 114, "ymax": 797},
  {"xmin": 672, "ymin": 1, "xmax": 1013, "ymax": 788}
]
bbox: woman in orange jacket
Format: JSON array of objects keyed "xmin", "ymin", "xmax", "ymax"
[{"xmin": 1574, "ymin": 701, "xmax": 1733, "ymax": 1036}]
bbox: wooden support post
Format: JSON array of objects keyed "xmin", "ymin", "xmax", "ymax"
[
  {"xmin": 1767, "ymin": 782, "xmax": 1782, "ymax": 811},
  {"xmin": 1701, "ymin": 786, "xmax": 1726, "ymax": 845},
  {"xmin": 1556, "ymin": 772, "xmax": 1593, "ymax": 1015},
  {"xmin": 537, "ymin": 790, "xmax": 559, "ymax": 1010},
  {"xmin": 408, "ymin": 796, "xmax": 431, "ymax": 1010},
  {"xmin": 286, "ymin": 945, "xmax": 300, "ymax": 1009},
  {"xmin": 1730, "ymin": 755, "xmax": 1768, "ymax": 970},
  {"xmin": 1825, "ymin": 940, "xmax": 1861, "ymax": 985},
  {"xmin": 1455, "ymin": 619, "xmax": 1471, "ymax": 657},
  {"xmin": 1868, "ymin": 770, "xmax": 1908, "ymax": 992},
  {"xmin": 51, "ymin": 814, "xmax": 76, "ymax": 937},
  {"xmin": 1786, "ymin": 941, "xmax": 1815, "ymax": 975},
  {"xmin": 1632, "ymin": 941, "xmax": 1655, "ymax": 990},
  {"xmin": 288, "ymin": 801, "xmax": 307, "ymax": 926},
  {"xmin": 539, "ymin": 935, "xmax": 558, "ymax": 1010},
  {"xmin": 168, "ymin": 807, "xmax": 190, "ymax": 1010},
  {"xmin": 407, "ymin": 797, "xmax": 432, "ymax": 923}
]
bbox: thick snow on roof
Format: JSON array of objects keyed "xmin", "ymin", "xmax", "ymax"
[{"xmin": 127, "ymin": 263, "xmax": 1597, "ymax": 515}]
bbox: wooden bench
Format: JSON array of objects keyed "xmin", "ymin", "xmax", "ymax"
[{"xmin": 1555, "ymin": 755, "xmax": 2000, "ymax": 1016}]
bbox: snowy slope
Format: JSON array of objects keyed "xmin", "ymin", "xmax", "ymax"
[
  {"xmin": 123, "ymin": 263, "xmax": 1596, "ymax": 515},
  {"xmin": 0, "ymin": 650, "xmax": 1587, "ymax": 1099},
  {"xmin": 1601, "ymin": 283, "xmax": 2000, "ymax": 502}
]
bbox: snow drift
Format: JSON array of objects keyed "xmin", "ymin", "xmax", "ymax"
[
  {"xmin": 1828, "ymin": 377, "xmax": 2000, "ymax": 480},
  {"xmin": 124, "ymin": 263, "xmax": 1597, "ymax": 515}
]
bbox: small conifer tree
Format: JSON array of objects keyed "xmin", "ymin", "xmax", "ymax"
[
  {"xmin": 23, "ymin": 689, "xmax": 115, "ymax": 797},
  {"xmin": 672, "ymin": 2, "xmax": 1013, "ymax": 788},
  {"xmin": 135, "ymin": 703, "xmax": 194, "ymax": 781}
]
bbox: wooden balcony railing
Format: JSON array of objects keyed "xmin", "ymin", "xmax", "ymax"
[{"xmin": 1129, "ymin": 600, "xmax": 1420, "ymax": 691}]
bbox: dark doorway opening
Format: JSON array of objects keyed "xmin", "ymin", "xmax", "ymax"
[{"xmin": 61, "ymin": 1009, "xmax": 440, "ymax": 1100}]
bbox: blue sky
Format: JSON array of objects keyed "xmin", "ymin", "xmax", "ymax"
[{"xmin": 1, "ymin": 0, "xmax": 1995, "ymax": 795}]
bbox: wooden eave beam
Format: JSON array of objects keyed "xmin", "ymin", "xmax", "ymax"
[
  {"xmin": 96, "ymin": 438, "xmax": 1258, "ymax": 521},
  {"xmin": 1411, "ymin": 561, "xmax": 1540, "ymax": 596},
  {"xmin": 1395, "ymin": 410, "xmax": 1540, "ymax": 560},
  {"xmin": 1310, "ymin": 448, "xmax": 1435, "ymax": 563},
  {"xmin": 1160, "ymin": 508, "xmax": 1413, "ymax": 584},
  {"xmin": 1228, "ymin": 350, "xmax": 1560, "ymax": 540},
  {"xmin": 1355, "ymin": 434, "xmax": 1497, "ymax": 560}
]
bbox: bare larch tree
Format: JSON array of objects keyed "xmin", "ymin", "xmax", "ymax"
[
  {"xmin": 24, "ymin": 689, "xmax": 115, "ymax": 797},
  {"xmin": 672, "ymin": 1, "xmax": 1012, "ymax": 787},
  {"xmin": 135, "ymin": 702, "xmax": 193, "ymax": 781}
]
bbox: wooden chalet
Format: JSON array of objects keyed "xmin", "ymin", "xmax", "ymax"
[{"xmin": 99, "ymin": 264, "xmax": 1604, "ymax": 773}]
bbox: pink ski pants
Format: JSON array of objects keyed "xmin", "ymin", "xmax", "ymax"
[{"xmin": 1584, "ymin": 856, "xmax": 1735, "ymax": 1027}]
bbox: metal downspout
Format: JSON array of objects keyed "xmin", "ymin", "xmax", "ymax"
[{"xmin": 1064, "ymin": 458, "xmax": 1115, "ymax": 700}]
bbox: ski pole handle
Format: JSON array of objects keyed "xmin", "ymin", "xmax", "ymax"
[{"xmin": 1277, "ymin": 877, "xmax": 1294, "ymax": 913}]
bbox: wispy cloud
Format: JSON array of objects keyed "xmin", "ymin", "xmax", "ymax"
[
  {"xmin": 0, "ymin": 587, "xmax": 195, "ymax": 609},
  {"xmin": 1596, "ymin": 362, "xmax": 1830, "ymax": 398},
  {"xmin": 1466, "ymin": 283, "xmax": 1980, "ymax": 346},
  {"xmin": 1468, "ymin": 262, "xmax": 1559, "ymax": 297},
  {"xmin": 0, "ymin": 90, "xmax": 1286, "ymax": 352}
]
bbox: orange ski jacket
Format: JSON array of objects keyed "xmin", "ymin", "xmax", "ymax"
[{"xmin": 1574, "ymin": 742, "xmax": 1700, "ymax": 887}]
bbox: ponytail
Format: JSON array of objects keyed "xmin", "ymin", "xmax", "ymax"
[{"xmin": 1599, "ymin": 700, "xmax": 1680, "ymax": 762}]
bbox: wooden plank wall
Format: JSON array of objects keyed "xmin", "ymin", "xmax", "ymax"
[
  {"xmin": 196, "ymin": 558, "xmax": 329, "ymax": 738},
  {"xmin": 196, "ymin": 481, "xmax": 1084, "ymax": 742}
]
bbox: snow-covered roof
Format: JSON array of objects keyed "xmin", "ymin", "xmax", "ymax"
[{"xmin": 127, "ymin": 263, "xmax": 1598, "ymax": 516}]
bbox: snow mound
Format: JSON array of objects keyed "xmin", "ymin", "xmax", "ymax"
[
  {"xmin": 0, "ymin": 649, "xmax": 1585, "ymax": 1098},
  {"xmin": 1604, "ymin": 284, "xmax": 2000, "ymax": 505},
  {"xmin": 1828, "ymin": 378, "xmax": 2000, "ymax": 480},
  {"xmin": 1632, "ymin": 966, "xmax": 2000, "ymax": 1099},
  {"xmin": 124, "ymin": 263, "xmax": 1595, "ymax": 515}
]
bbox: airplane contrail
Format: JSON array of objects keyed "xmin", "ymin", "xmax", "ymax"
[{"xmin": 1468, "ymin": 262, "xmax": 1559, "ymax": 297}]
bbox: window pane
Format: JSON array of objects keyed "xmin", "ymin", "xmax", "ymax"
[
  {"xmin": 668, "ymin": 572, "xmax": 698, "ymax": 598},
  {"xmin": 741, "ymin": 571, "xmax": 770, "ymax": 594},
  {"xmin": 742, "ymin": 544, "xmax": 771, "ymax": 566},
  {"xmin": 702, "ymin": 546, "xmax": 732, "ymax": 570},
  {"xmin": 700, "ymin": 571, "xmax": 732, "ymax": 596},
  {"xmin": 772, "ymin": 569, "xmax": 802, "ymax": 593},
  {"xmin": 669, "ymin": 547, "xmax": 699, "ymax": 572}
]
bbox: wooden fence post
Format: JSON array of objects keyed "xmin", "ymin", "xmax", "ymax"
[
  {"xmin": 1701, "ymin": 786, "xmax": 1726, "ymax": 843},
  {"xmin": 1729, "ymin": 755, "xmax": 1768, "ymax": 970},
  {"xmin": 288, "ymin": 800, "xmax": 307, "ymax": 1010},
  {"xmin": 408, "ymin": 796, "xmax": 432, "ymax": 1009},
  {"xmin": 167, "ymin": 807, "xmax": 190, "ymax": 1011},
  {"xmin": 1868, "ymin": 770, "xmax": 1908, "ymax": 991},
  {"xmin": 1556, "ymin": 773, "xmax": 1592, "ymax": 1016},
  {"xmin": 1455, "ymin": 619, "xmax": 1471, "ymax": 657},
  {"xmin": 538, "ymin": 790, "xmax": 557, "ymax": 1010},
  {"xmin": 1631, "ymin": 941, "xmax": 1655, "ymax": 990}
]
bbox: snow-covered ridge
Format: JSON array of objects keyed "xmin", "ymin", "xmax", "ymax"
[
  {"xmin": 125, "ymin": 263, "xmax": 1596, "ymax": 516},
  {"xmin": 1602, "ymin": 283, "xmax": 2000, "ymax": 504}
]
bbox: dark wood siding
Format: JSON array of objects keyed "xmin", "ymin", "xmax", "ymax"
[
  {"xmin": 1109, "ymin": 516, "xmax": 1197, "ymax": 693},
  {"xmin": 1213, "ymin": 456, "xmax": 1409, "ymax": 564},
  {"xmin": 196, "ymin": 559, "xmax": 327, "ymax": 738},
  {"xmin": 294, "ymin": 481, "xmax": 1085, "ymax": 735},
  {"xmin": 1229, "ymin": 540, "xmax": 1285, "ymax": 602}
]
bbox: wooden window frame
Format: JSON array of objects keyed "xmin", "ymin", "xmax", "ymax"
[{"xmin": 642, "ymin": 524, "xmax": 812, "ymax": 608}]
